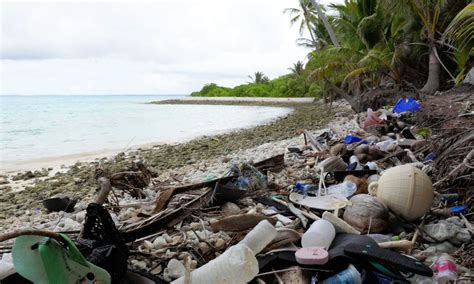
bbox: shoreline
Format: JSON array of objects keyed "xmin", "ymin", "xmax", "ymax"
[
  {"xmin": 0, "ymin": 99, "xmax": 343, "ymax": 222},
  {"xmin": 0, "ymin": 104, "xmax": 294, "ymax": 174}
]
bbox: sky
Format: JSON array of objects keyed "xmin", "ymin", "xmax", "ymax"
[{"xmin": 0, "ymin": 0, "xmax": 339, "ymax": 95}]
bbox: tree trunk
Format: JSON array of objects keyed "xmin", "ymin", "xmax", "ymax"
[
  {"xmin": 324, "ymin": 78, "xmax": 362, "ymax": 112},
  {"xmin": 309, "ymin": 0, "xmax": 340, "ymax": 47},
  {"xmin": 421, "ymin": 45, "xmax": 440, "ymax": 94},
  {"xmin": 300, "ymin": 0, "xmax": 317, "ymax": 46}
]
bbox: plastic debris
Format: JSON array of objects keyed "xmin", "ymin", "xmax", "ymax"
[{"xmin": 393, "ymin": 97, "xmax": 421, "ymax": 113}]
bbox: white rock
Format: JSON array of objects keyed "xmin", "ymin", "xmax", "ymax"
[
  {"xmin": 58, "ymin": 218, "xmax": 81, "ymax": 231},
  {"xmin": 162, "ymin": 233, "xmax": 172, "ymax": 243},
  {"xmin": 131, "ymin": 259, "xmax": 147, "ymax": 270},
  {"xmin": 75, "ymin": 211, "xmax": 86, "ymax": 223},
  {"xmin": 195, "ymin": 230, "xmax": 212, "ymax": 240},
  {"xmin": 143, "ymin": 240, "xmax": 154, "ymax": 250},
  {"xmin": 165, "ymin": 259, "xmax": 185, "ymax": 279},
  {"xmin": 153, "ymin": 236, "xmax": 167, "ymax": 249}
]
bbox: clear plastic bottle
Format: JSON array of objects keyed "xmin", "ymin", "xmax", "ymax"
[
  {"xmin": 322, "ymin": 264, "xmax": 361, "ymax": 284},
  {"xmin": 326, "ymin": 181, "xmax": 357, "ymax": 197},
  {"xmin": 435, "ymin": 254, "xmax": 457, "ymax": 284},
  {"xmin": 171, "ymin": 244, "xmax": 258, "ymax": 284}
]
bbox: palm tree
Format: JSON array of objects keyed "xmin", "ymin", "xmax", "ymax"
[
  {"xmin": 289, "ymin": 61, "xmax": 305, "ymax": 76},
  {"xmin": 442, "ymin": 3, "xmax": 473, "ymax": 84},
  {"xmin": 248, "ymin": 72, "xmax": 270, "ymax": 84},
  {"xmin": 309, "ymin": 0, "xmax": 340, "ymax": 47},
  {"xmin": 283, "ymin": 0, "xmax": 318, "ymax": 47}
]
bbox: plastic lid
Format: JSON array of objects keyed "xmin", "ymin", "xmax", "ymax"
[{"xmin": 295, "ymin": 247, "xmax": 329, "ymax": 265}]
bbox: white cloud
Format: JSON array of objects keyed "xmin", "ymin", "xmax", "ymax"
[{"xmin": 0, "ymin": 0, "xmax": 338, "ymax": 95}]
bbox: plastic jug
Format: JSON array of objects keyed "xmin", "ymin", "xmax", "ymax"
[
  {"xmin": 172, "ymin": 244, "xmax": 258, "ymax": 284},
  {"xmin": 301, "ymin": 219, "xmax": 336, "ymax": 250}
]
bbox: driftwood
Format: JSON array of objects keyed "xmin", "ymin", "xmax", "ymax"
[
  {"xmin": 152, "ymin": 175, "xmax": 234, "ymax": 213},
  {"xmin": 96, "ymin": 160, "xmax": 153, "ymax": 198},
  {"xmin": 124, "ymin": 188, "xmax": 214, "ymax": 242},
  {"xmin": 210, "ymin": 214, "xmax": 276, "ymax": 232},
  {"xmin": 253, "ymin": 154, "xmax": 285, "ymax": 172},
  {"xmin": 303, "ymin": 130, "xmax": 327, "ymax": 152},
  {"xmin": 0, "ymin": 230, "xmax": 63, "ymax": 243}
]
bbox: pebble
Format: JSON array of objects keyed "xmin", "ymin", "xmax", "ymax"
[
  {"xmin": 150, "ymin": 265, "xmax": 162, "ymax": 275},
  {"xmin": 198, "ymin": 242, "xmax": 210, "ymax": 254},
  {"xmin": 143, "ymin": 240, "xmax": 154, "ymax": 250},
  {"xmin": 153, "ymin": 236, "xmax": 168, "ymax": 249},
  {"xmin": 214, "ymin": 238, "xmax": 226, "ymax": 249},
  {"xmin": 165, "ymin": 259, "xmax": 185, "ymax": 279},
  {"xmin": 195, "ymin": 230, "xmax": 212, "ymax": 240},
  {"xmin": 423, "ymin": 217, "xmax": 471, "ymax": 245},
  {"xmin": 75, "ymin": 211, "xmax": 86, "ymax": 223},
  {"xmin": 221, "ymin": 202, "xmax": 242, "ymax": 216},
  {"xmin": 57, "ymin": 218, "xmax": 81, "ymax": 231},
  {"xmin": 0, "ymin": 176, "xmax": 9, "ymax": 185},
  {"xmin": 131, "ymin": 259, "xmax": 148, "ymax": 270}
]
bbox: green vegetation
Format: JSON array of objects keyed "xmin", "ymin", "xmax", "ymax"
[
  {"xmin": 192, "ymin": 0, "xmax": 473, "ymax": 103},
  {"xmin": 191, "ymin": 74, "xmax": 309, "ymax": 98}
]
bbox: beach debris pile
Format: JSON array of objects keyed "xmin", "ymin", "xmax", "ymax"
[{"xmin": 0, "ymin": 93, "xmax": 473, "ymax": 283}]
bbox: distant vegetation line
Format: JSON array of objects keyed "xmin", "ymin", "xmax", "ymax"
[{"xmin": 192, "ymin": 0, "xmax": 473, "ymax": 101}]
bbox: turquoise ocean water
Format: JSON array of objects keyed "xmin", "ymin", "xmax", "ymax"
[{"xmin": 0, "ymin": 95, "xmax": 291, "ymax": 162}]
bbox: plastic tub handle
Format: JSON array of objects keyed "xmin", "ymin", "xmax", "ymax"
[{"xmin": 368, "ymin": 182, "xmax": 378, "ymax": 195}]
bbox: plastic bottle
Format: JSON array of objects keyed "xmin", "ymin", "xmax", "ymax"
[
  {"xmin": 435, "ymin": 254, "xmax": 457, "ymax": 284},
  {"xmin": 367, "ymin": 174, "xmax": 380, "ymax": 184},
  {"xmin": 301, "ymin": 219, "xmax": 336, "ymax": 250},
  {"xmin": 409, "ymin": 275, "xmax": 436, "ymax": 283},
  {"xmin": 366, "ymin": 161, "xmax": 379, "ymax": 172},
  {"xmin": 171, "ymin": 244, "xmax": 258, "ymax": 284},
  {"xmin": 295, "ymin": 182, "xmax": 317, "ymax": 197},
  {"xmin": 375, "ymin": 139, "xmax": 397, "ymax": 151},
  {"xmin": 367, "ymin": 234, "xmax": 400, "ymax": 243},
  {"xmin": 322, "ymin": 264, "xmax": 361, "ymax": 284},
  {"xmin": 326, "ymin": 181, "xmax": 357, "ymax": 198},
  {"xmin": 239, "ymin": 220, "xmax": 277, "ymax": 254},
  {"xmin": 344, "ymin": 135, "xmax": 368, "ymax": 145}
]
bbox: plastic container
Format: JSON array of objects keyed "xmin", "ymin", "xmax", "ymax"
[
  {"xmin": 435, "ymin": 254, "xmax": 457, "ymax": 284},
  {"xmin": 326, "ymin": 181, "xmax": 357, "ymax": 198},
  {"xmin": 171, "ymin": 244, "xmax": 258, "ymax": 284},
  {"xmin": 301, "ymin": 219, "xmax": 336, "ymax": 250},
  {"xmin": 322, "ymin": 264, "xmax": 361, "ymax": 284},
  {"xmin": 239, "ymin": 220, "xmax": 277, "ymax": 254}
]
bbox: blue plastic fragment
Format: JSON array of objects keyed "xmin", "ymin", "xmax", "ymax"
[
  {"xmin": 344, "ymin": 135, "xmax": 368, "ymax": 144},
  {"xmin": 450, "ymin": 205, "xmax": 467, "ymax": 214},
  {"xmin": 393, "ymin": 97, "xmax": 421, "ymax": 113},
  {"xmin": 424, "ymin": 153, "xmax": 436, "ymax": 161}
]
